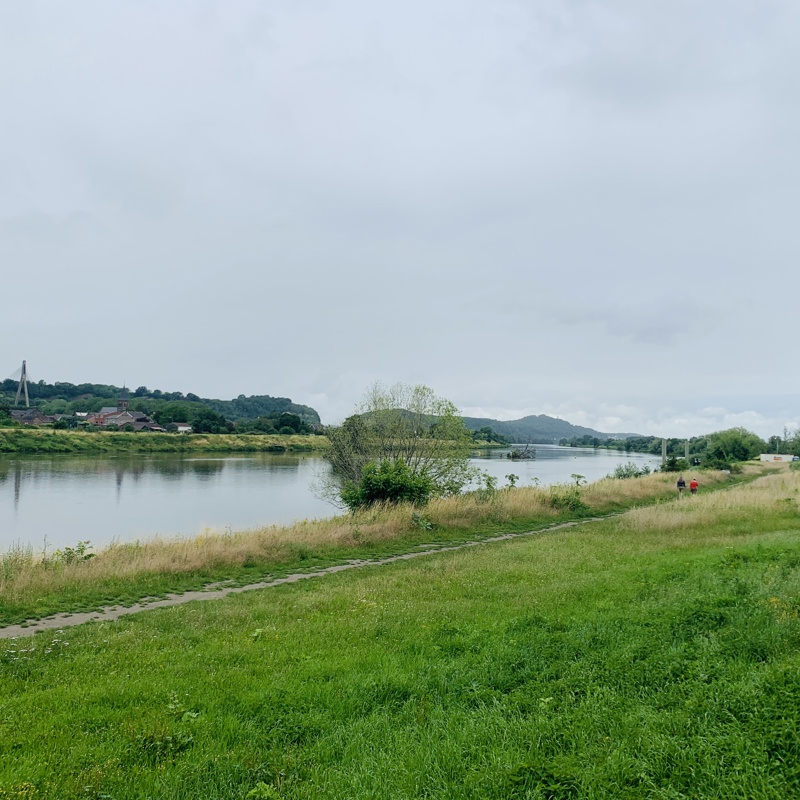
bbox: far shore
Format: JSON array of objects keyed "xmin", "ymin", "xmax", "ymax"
[
  {"xmin": 0, "ymin": 427, "xmax": 512, "ymax": 456},
  {"xmin": 0, "ymin": 427, "xmax": 329, "ymax": 455}
]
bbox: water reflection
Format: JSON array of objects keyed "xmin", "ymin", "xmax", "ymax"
[
  {"xmin": 0, "ymin": 453, "xmax": 309, "ymax": 495},
  {"xmin": 0, "ymin": 453, "xmax": 329, "ymax": 551},
  {"xmin": 471, "ymin": 444, "xmax": 662, "ymax": 488}
]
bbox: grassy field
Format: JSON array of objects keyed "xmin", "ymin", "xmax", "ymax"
[
  {"xmin": 0, "ymin": 428, "xmax": 326, "ymax": 455},
  {"xmin": 1, "ymin": 467, "xmax": 800, "ymax": 798},
  {"xmin": 0, "ymin": 470, "xmax": 741, "ymax": 626}
]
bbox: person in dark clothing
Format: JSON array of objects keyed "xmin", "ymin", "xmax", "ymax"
[{"xmin": 677, "ymin": 476, "xmax": 686, "ymax": 497}]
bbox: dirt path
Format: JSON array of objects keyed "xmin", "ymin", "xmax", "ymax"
[{"xmin": 0, "ymin": 516, "xmax": 612, "ymax": 639}]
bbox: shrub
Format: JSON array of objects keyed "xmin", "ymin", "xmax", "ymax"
[
  {"xmin": 547, "ymin": 485, "xmax": 587, "ymax": 512},
  {"xmin": 340, "ymin": 459, "xmax": 435, "ymax": 511},
  {"xmin": 610, "ymin": 462, "xmax": 652, "ymax": 480},
  {"xmin": 474, "ymin": 472, "xmax": 498, "ymax": 504},
  {"xmin": 662, "ymin": 455, "xmax": 689, "ymax": 473},
  {"xmin": 326, "ymin": 383, "xmax": 473, "ymax": 499}
]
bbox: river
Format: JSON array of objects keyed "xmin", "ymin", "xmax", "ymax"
[{"xmin": 0, "ymin": 446, "xmax": 661, "ymax": 552}]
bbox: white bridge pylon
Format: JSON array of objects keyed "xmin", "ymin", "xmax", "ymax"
[{"xmin": 13, "ymin": 360, "xmax": 30, "ymax": 407}]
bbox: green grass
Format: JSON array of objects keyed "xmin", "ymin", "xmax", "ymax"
[
  {"xmin": 0, "ymin": 428, "xmax": 327, "ymax": 454},
  {"xmin": 2, "ymin": 470, "xmax": 800, "ymax": 798}
]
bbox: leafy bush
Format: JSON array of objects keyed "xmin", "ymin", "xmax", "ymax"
[
  {"xmin": 547, "ymin": 485, "xmax": 587, "ymax": 512},
  {"xmin": 661, "ymin": 455, "xmax": 689, "ymax": 473},
  {"xmin": 341, "ymin": 459, "xmax": 435, "ymax": 511},
  {"xmin": 610, "ymin": 462, "xmax": 652, "ymax": 479},
  {"xmin": 474, "ymin": 472, "xmax": 498, "ymax": 504},
  {"xmin": 411, "ymin": 512, "xmax": 433, "ymax": 530},
  {"xmin": 45, "ymin": 541, "xmax": 95, "ymax": 567}
]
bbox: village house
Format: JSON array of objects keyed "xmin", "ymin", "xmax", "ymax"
[
  {"xmin": 95, "ymin": 409, "xmax": 167, "ymax": 432},
  {"xmin": 79, "ymin": 392, "xmax": 165, "ymax": 432},
  {"xmin": 9, "ymin": 390, "xmax": 172, "ymax": 433},
  {"xmin": 165, "ymin": 422, "xmax": 193, "ymax": 433},
  {"xmin": 10, "ymin": 409, "xmax": 55, "ymax": 426}
]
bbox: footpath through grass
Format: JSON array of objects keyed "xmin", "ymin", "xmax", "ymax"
[
  {"xmin": 0, "ymin": 470, "xmax": 747, "ymax": 626},
  {"xmin": 1, "ymin": 468, "xmax": 800, "ymax": 798},
  {"xmin": 0, "ymin": 428, "xmax": 326, "ymax": 455}
]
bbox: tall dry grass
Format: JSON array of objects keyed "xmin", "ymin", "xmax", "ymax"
[
  {"xmin": 0, "ymin": 467, "xmax": 756, "ymax": 606},
  {"xmin": 620, "ymin": 468, "xmax": 800, "ymax": 534},
  {"xmin": 582, "ymin": 469, "xmax": 725, "ymax": 505}
]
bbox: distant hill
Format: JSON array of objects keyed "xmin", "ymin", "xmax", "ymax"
[{"xmin": 462, "ymin": 414, "xmax": 641, "ymax": 444}]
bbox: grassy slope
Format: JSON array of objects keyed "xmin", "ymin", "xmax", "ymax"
[
  {"xmin": 0, "ymin": 470, "xmax": 742, "ymax": 626},
  {"xmin": 1, "ymin": 469, "xmax": 800, "ymax": 798},
  {"xmin": 0, "ymin": 428, "xmax": 326, "ymax": 454},
  {"xmin": 0, "ymin": 473, "xmax": 800, "ymax": 800}
]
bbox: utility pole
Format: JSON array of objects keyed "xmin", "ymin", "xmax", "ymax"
[
  {"xmin": 685, "ymin": 440, "xmax": 689, "ymax": 461},
  {"xmin": 14, "ymin": 360, "xmax": 29, "ymax": 408},
  {"xmin": 662, "ymin": 438, "xmax": 667, "ymax": 467}
]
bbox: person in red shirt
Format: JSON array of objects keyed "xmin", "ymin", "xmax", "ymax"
[{"xmin": 689, "ymin": 478, "xmax": 699, "ymax": 495}]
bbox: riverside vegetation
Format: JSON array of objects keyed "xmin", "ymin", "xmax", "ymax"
[
  {"xmin": 0, "ymin": 467, "xmax": 750, "ymax": 627},
  {"xmin": 0, "ymin": 428, "xmax": 325, "ymax": 455},
  {"xmin": 2, "ymin": 464, "xmax": 800, "ymax": 798}
]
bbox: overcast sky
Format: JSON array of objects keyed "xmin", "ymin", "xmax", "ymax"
[{"xmin": 2, "ymin": 1, "xmax": 798, "ymax": 437}]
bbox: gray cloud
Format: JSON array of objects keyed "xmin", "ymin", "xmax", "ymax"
[{"xmin": 1, "ymin": 1, "xmax": 798, "ymax": 437}]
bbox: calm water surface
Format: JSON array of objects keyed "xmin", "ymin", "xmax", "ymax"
[{"xmin": 0, "ymin": 446, "xmax": 661, "ymax": 551}]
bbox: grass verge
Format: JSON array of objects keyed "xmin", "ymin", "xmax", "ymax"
[
  {"xmin": 0, "ymin": 428, "xmax": 327, "ymax": 454},
  {"xmin": 1, "ymin": 468, "xmax": 800, "ymax": 797}
]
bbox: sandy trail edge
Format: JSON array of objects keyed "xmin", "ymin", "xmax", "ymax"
[{"xmin": 0, "ymin": 516, "xmax": 612, "ymax": 640}]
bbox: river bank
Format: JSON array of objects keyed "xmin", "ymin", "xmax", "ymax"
[
  {"xmin": 1, "ymin": 445, "xmax": 663, "ymax": 552},
  {"xmin": 0, "ymin": 427, "xmax": 327, "ymax": 454},
  {"xmin": 0, "ymin": 466, "xmax": 758, "ymax": 626}
]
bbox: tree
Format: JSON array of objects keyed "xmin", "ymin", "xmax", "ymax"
[
  {"xmin": 191, "ymin": 408, "xmax": 233, "ymax": 434},
  {"xmin": 472, "ymin": 426, "xmax": 510, "ymax": 445},
  {"xmin": 275, "ymin": 412, "xmax": 312, "ymax": 434},
  {"xmin": 326, "ymin": 383, "xmax": 474, "ymax": 507},
  {"xmin": 767, "ymin": 435, "xmax": 783, "ymax": 453},
  {"xmin": 152, "ymin": 402, "xmax": 196, "ymax": 425},
  {"xmin": 52, "ymin": 416, "xmax": 79, "ymax": 429},
  {"xmin": 700, "ymin": 428, "xmax": 766, "ymax": 468}
]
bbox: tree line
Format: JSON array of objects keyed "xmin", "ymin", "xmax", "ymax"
[
  {"xmin": 0, "ymin": 380, "xmax": 320, "ymax": 424},
  {"xmin": 0, "ymin": 378, "xmax": 321, "ymax": 436},
  {"xmin": 559, "ymin": 427, "xmax": 799, "ymax": 469}
]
